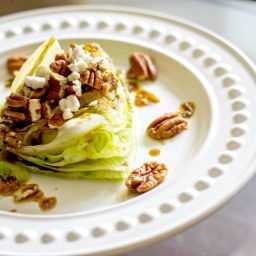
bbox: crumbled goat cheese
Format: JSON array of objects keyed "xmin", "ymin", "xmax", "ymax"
[
  {"xmin": 68, "ymin": 71, "xmax": 80, "ymax": 81},
  {"xmin": 69, "ymin": 45, "xmax": 103, "ymax": 69},
  {"xmin": 73, "ymin": 80, "xmax": 82, "ymax": 96},
  {"xmin": 59, "ymin": 95, "xmax": 80, "ymax": 113},
  {"xmin": 83, "ymin": 53, "xmax": 94, "ymax": 67},
  {"xmin": 59, "ymin": 98, "xmax": 66, "ymax": 112},
  {"xmin": 88, "ymin": 100, "xmax": 99, "ymax": 107},
  {"xmin": 66, "ymin": 95, "xmax": 80, "ymax": 112},
  {"xmin": 25, "ymin": 76, "xmax": 46, "ymax": 89},
  {"xmin": 89, "ymin": 56, "xmax": 102, "ymax": 68},
  {"xmin": 68, "ymin": 61, "xmax": 88, "ymax": 73},
  {"xmin": 36, "ymin": 65, "xmax": 50, "ymax": 78},
  {"xmin": 63, "ymin": 108, "xmax": 73, "ymax": 120},
  {"xmin": 99, "ymin": 58, "xmax": 111, "ymax": 69},
  {"xmin": 69, "ymin": 45, "xmax": 87, "ymax": 62}
]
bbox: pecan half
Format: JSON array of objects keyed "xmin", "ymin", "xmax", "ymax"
[
  {"xmin": 46, "ymin": 86, "xmax": 65, "ymax": 100},
  {"xmin": 6, "ymin": 93, "xmax": 28, "ymax": 108},
  {"xmin": 180, "ymin": 101, "xmax": 196, "ymax": 118},
  {"xmin": 3, "ymin": 109, "xmax": 26, "ymax": 121},
  {"xmin": 50, "ymin": 60, "xmax": 70, "ymax": 76},
  {"xmin": 41, "ymin": 102, "xmax": 52, "ymax": 119},
  {"xmin": 147, "ymin": 112, "xmax": 188, "ymax": 140},
  {"xmin": 80, "ymin": 69, "xmax": 104, "ymax": 90},
  {"xmin": 30, "ymin": 85, "xmax": 48, "ymax": 99},
  {"xmin": 13, "ymin": 184, "xmax": 42, "ymax": 202},
  {"xmin": 48, "ymin": 73, "xmax": 67, "ymax": 87},
  {"xmin": 127, "ymin": 52, "xmax": 157, "ymax": 81},
  {"xmin": 125, "ymin": 161, "xmax": 168, "ymax": 193},
  {"xmin": 39, "ymin": 197, "xmax": 57, "ymax": 211},
  {"xmin": 46, "ymin": 73, "xmax": 66, "ymax": 100},
  {"xmin": 7, "ymin": 56, "xmax": 27, "ymax": 74},
  {"xmin": 48, "ymin": 112, "xmax": 64, "ymax": 128},
  {"xmin": 28, "ymin": 99, "xmax": 41, "ymax": 122}
]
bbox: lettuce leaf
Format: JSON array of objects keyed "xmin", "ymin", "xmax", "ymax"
[
  {"xmin": 0, "ymin": 160, "xmax": 30, "ymax": 183},
  {"xmin": 18, "ymin": 162, "xmax": 127, "ymax": 181}
]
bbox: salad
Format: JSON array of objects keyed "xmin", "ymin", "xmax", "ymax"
[{"xmin": 0, "ymin": 37, "xmax": 135, "ymax": 184}]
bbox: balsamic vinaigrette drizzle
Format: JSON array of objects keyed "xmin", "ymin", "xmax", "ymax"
[
  {"xmin": 148, "ymin": 148, "xmax": 161, "ymax": 157},
  {"xmin": 128, "ymin": 81, "xmax": 160, "ymax": 107}
]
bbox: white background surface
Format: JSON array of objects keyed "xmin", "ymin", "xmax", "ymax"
[{"xmin": 1, "ymin": 1, "xmax": 256, "ymax": 255}]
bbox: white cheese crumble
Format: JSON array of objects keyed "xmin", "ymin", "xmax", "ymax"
[
  {"xmin": 25, "ymin": 76, "xmax": 46, "ymax": 89},
  {"xmin": 99, "ymin": 58, "xmax": 111, "ymax": 70},
  {"xmin": 68, "ymin": 45, "xmax": 104, "ymax": 70},
  {"xmin": 36, "ymin": 65, "xmax": 50, "ymax": 78},
  {"xmin": 90, "ymin": 56, "xmax": 102, "ymax": 68},
  {"xmin": 59, "ymin": 98, "xmax": 66, "ymax": 112},
  {"xmin": 73, "ymin": 80, "xmax": 82, "ymax": 97},
  {"xmin": 88, "ymin": 100, "xmax": 99, "ymax": 107},
  {"xmin": 68, "ymin": 71, "xmax": 80, "ymax": 81},
  {"xmin": 69, "ymin": 45, "xmax": 87, "ymax": 62},
  {"xmin": 83, "ymin": 54, "xmax": 95, "ymax": 68},
  {"xmin": 68, "ymin": 60, "xmax": 88, "ymax": 73},
  {"xmin": 59, "ymin": 95, "xmax": 80, "ymax": 120},
  {"xmin": 63, "ymin": 108, "xmax": 73, "ymax": 120},
  {"xmin": 66, "ymin": 95, "xmax": 80, "ymax": 112}
]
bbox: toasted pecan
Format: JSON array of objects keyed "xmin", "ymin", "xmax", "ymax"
[
  {"xmin": 81, "ymin": 69, "xmax": 104, "ymax": 90},
  {"xmin": 147, "ymin": 112, "xmax": 188, "ymax": 140},
  {"xmin": 30, "ymin": 85, "xmax": 48, "ymax": 99},
  {"xmin": 7, "ymin": 56, "xmax": 27, "ymax": 74},
  {"xmin": 126, "ymin": 161, "xmax": 168, "ymax": 193},
  {"xmin": 3, "ymin": 109, "xmax": 26, "ymax": 121},
  {"xmin": 6, "ymin": 93, "xmax": 28, "ymax": 108},
  {"xmin": 127, "ymin": 52, "xmax": 157, "ymax": 81},
  {"xmin": 50, "ymin": 60, "xmax": 70, "ymax": 76},
  {"xmin": 180, "ymin": 102, "xmax": 196, "ymax": 118},
  {"xmin": 48, "ymin": 112, "xmax": 65, "ymax": 128}
]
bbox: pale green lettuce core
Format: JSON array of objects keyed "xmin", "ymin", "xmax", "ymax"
[{"xmin": 0, "ymin": 38, "xmax": 135, "ymax": 181}]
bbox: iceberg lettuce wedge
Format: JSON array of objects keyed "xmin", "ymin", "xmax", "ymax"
[{"xmin": 0, "ymin": 38, "xmax": 135, "ymax": 181}]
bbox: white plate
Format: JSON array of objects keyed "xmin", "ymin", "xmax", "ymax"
[{"xmin": 0, "ymin": 5, "xmax": 256, "ymax": 256}]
